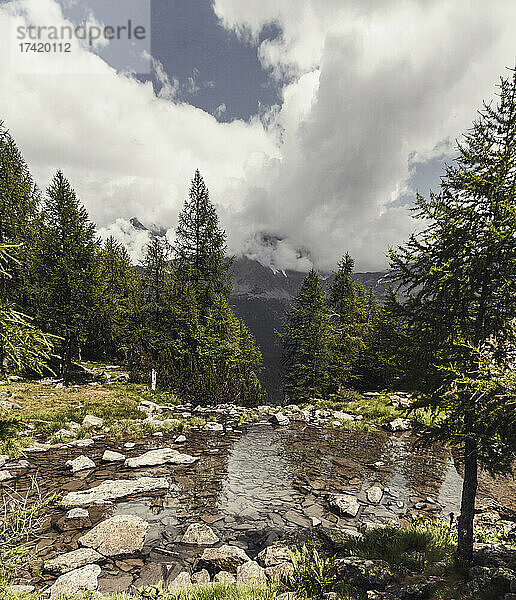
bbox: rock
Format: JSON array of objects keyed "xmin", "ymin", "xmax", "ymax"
[
  {"xmin": 182, "ymin": 522, "xmax": 220, "ymax": 545},
  {"xmin": 383, "ymin": 418, "xmax": 411, "ymax": 432},
  {"xmin": 465, "ymin": 565, "xmax": 516, "ymax": 596},
  {"xmin": 82, "ymin": 415, "xmax": 104, "ymax": 428},
  {"xmin": 258, "ymin": 545, "xmax": 291, "ymax": 567},
  {"xmin": 45, "ymin": 548, "xmax": 104, "ymax": 574},
  {"xmin": 205, "ymin": 422, "xmax": 223, "ymax": 432},
  {"xmin": 102, "ymin": 450, "xmax": 126, "ymax": 462},
  {"xmin": 237, "ymin": 560, "xmax": 267, "ymax": 585},
  {"xmin": 62, "ymin": 476, "xmax": 169, "ymax": 506},
  {"xmin": 56, "ymin": 508, "xmax": 91, "ymax": 531},
  {"xmin": 0, "ymin": 455, "xmax": 9, "ymax": 468},
  {"xmin": 73, "ymin": 439, "xmax": 95, "ymax": 448},
  {"xmin": 0, "ymin": 470, "xmax": 14, "ymax": 482},
  {"xmin": 125, "ymin": 448, "xmax": 198, "ymax": 468},
  {"xmin": 265, "ymin": 562, "xmax": 294, "ymax": 583},
  {"xmin": 168, "ymin": 571, "xmax": 192, "ymax": 590},
  {"xmin": 191, "ymin": 569, "xmax": 211, "ymax": 585},
  {"xmin": 98, "ymin": 573, "xmax": 134, "ymax": 593},
  {"xmin": 214, "ymin": 571, "xmax": 236, "ymax": 583},
  {"xmin": 269, "ymin": 413, "xmax": 290, "ymax": 426},
  {"xmin": 334, "ymin": 557, "xmax": 393, "ymax": 590},
  {"xmin": 79, "ymin": 515, "xmax": 149, "ymax": 556},
  {"xmin": 200, "ymin": 544, "xmax": 250, "ymax": 572},
  {"xmin": 9, "ymin": 585, "xmax": 36, "ymax": 594},
  {"xmin": 366, "ymin": 486, "xmax": 383, "ymax": 504},
  {"xmin": 175, "ymin": 435, "xmax": 187, "ymax": 443},
  {"xmin": 473, "ymin": 543, "xmax": 516, "ymax": 569},
  {"xmin": 66, "ymin": 455, "xmax": 96, "ymax": 473},
  {"xmin": 330, "ymin": 494, "xmax": 360, "ymax": 517},
  {"xmin": 7, "ymin": 375, "xmax": 23, "ymax": 382},
  {"xmin": 333, "ymin": 411, "xmax": 355, "ymax": 421},
  {"xmin": 124, "ymin": 442, "xmax": 136, "ymax": 449},
  {"xmin": 49, "ymin": 564, "xmax": 101, "ymax": 598},
  {"xmin": 285, "ymin": 510, "xmax": 312, "ymax": 527}
]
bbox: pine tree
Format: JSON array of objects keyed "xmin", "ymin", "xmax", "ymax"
[
  {"xmin": 174, "ymin": 170, "xmax": 230, "ymax": 307},
  {"xmin": 279, "ymin": 270, "xmax": 333, "ymax": 401},
  {"xmin": 32, "ymin": 171, "xmax": 97, "ymax": 380},
  {"xmin": 0, "ymin": 123, "xmax": 39, "ymax": 303},
  {"xmin": 390, "ymin": 69, "xmax": 516, "ymax": 561}
]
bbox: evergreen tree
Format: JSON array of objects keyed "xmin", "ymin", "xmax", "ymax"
[
  {"xmin": 31, "ymin": 171, "xmax": 97, "ymax": 380},
  {"xmin": 0, "ymin": 123, "xmax": 39, "ymax": 302},
  {"xmin": 279, "ymin": 270, "xmax": 333, "ymax": 401},
  {"xmin": 390, "ymin": 69, "xmax": 516, "ymax": 561},
  {"xmin": 174, "ymin": 170, "xmax": 230, "ymax": 307}
]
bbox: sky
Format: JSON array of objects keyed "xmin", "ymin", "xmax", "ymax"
[{"xmin": 0, "ymin": 0, "xmax": 515, "ymax": 271}]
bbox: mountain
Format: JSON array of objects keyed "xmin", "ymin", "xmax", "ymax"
[{"xmin": 124, "ymin": 218, "xmax": 389, "ymax": 401}]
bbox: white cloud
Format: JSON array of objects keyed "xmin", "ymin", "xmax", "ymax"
[{"xmin": 1, "ymin": 0, "xmax": 515, "ymax": 272}]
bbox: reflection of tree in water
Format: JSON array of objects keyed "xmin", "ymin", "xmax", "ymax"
[{"xmin": 279, "ymin": 425, "xmax": 393, "ymax": 494}]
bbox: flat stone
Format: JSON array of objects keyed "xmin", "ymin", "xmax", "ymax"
[
  {"xmin": 73, "ymin": 439, "xmax": 95, "ymax": 448},
  {"xmin": 62, "ymin": 477, "xmax": 169, "ymax": 506},
  {"xmin": 124, "ymin": 442, "xmax": 136, "ymax": 449},
  {"xmin": 45, "ymin": 548, "xmax": 104, "ymax": 574},
  {"xmin": 66, "ymin": 455, "xmax": 96, "ymax": 473},
  {"xmin": 285, "ymin": 510, "xmax": 312, "ymax": 527},
  {"xmin": 98, "ymin": 573, "xmax": 133, "ymax": 593},
  {"xmin": 49, "ymin": 564, "xmax": 101, "ymax": 598},
  {"xmin": 79, "ymin": 515, "xmax": 149, "ymax": 557},
  {"xmin": 67, "ymin": 508, "xmax": 89, "ymax": 519},
  {"xmin": 182, "ymin": 522, "xmax": 220, "ymax": 545},
  {"xmin": 125, "ymin": 448, "xmax": 198, "ymax": 468},
  {"xmin": 330, "ymin": 494, "xmax": 360, "ymax": 517},
  {"xmin": 214, "ymin": 571, "xmax": 236, "ymax": 583},
  {"xmin": 367, "ymin": 486, "xmax": 383, "ymax": 504},
  {"xmin": 200, "ymin": 544, "xmax": 250, "ymax": 572},
  {"xmin": 191, "ymin": 569, "xmax": 210, "ymax": 585},
  {"xmin": 102, "ymin": 450, "xmax": 126, "ymax": 462},
  {"xmin": 205, "ymin": 422, "xmax": 223, "ymax": 432},
  {"xmin": 237, "ymin": 560, "xmax": 267, "ymax": 585},
  {"xmin": 82, "ymin": 415, "xmax": 104, "ymax": 428}
]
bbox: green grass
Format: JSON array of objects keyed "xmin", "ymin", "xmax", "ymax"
[
  {"xmin": 288, "ymin": 545, "xmax": 336, "ymax": 599},
  {"xmin": 313, "ymin": 390, "xmax": 400, "ymax": 424}
]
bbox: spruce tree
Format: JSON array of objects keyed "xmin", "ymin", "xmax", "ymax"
[
  {"xmin": 390, "ymin": 69, "xmax": 516, "ymax": 561},
  {"xmin": 32, "ymin": 171, "xmax": 97, "ymax": 380},
  {"xmin": 0, "ymin": 123, "xmax": 39, "ymax": 302},
  {"xmin": 174, "ymin": 170, "xmax": 230, "ymax": 306},
  {"xmin": 279, "ymin": 270, "xmax": 333, "ymax": 401}
]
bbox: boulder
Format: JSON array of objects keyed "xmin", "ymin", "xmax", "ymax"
[
  {"xmin": 102, "ymin": 450, "xmax": 126, "ymax": 462},
  {"xmin": 269, "ymin": 413, "xmax": 290, "ymax": 426},
  {"xmin": 191, "ymin": 569, "xmax": 211, "ymax": 585},
  {"xmin": 205, "ymin": 422, "xmax": 224, "ymax": 432},
  {"xmin": 49, "ymin": 564, "xmax": 101, "ymax": 598},
  {"xmin": 214, "ymin": 571, "xmax": 236, "ymax": 583},
  {"xmin": 125, "ymin": 448, "xmax": 198, "ymax": 468},
  {"xmin": 66, "ymin": 455, "xmax": 96, "ymax": 473},
  {"xmin": 62, "ymin": 477, "xmax": 169, "ymax": 506},
  {"xmin": 265, "ymin": 562, "xmax": 294, "ymax": 583},
  {"xmin": 334, "ymin": 557, "xmax": 394, "ymax": 590},
  {"xmin": 168, "ymin": 571, "xmax": 192, "ymax": 590},
  {"xmin": 333, "ymin": 411, "xmax": 355, "ymax": 421},
  {"xmin": 200, "ymin": 544, "xmax": 250, "ymax": 572},
  {"xmin": 237, "ymin": 560, "xmax": 267, "ymax": 585},
  {"xmin": 82, "ymin": 415, "xmax": 104, "ymax": 428},
  {"xmin": 44, "ymin": 548, "xmax": 104, "ymax": 575},
  {"xmin": 0, "ymin": 470, "xmax": 13, "ymax": 482},
  {"xmin": 182, "ymin": 522, "xmax": 220, "ymax": 545},
  {"xmin": 175, "ymin": 435, "xmax": 187, "ymax": 443},
  {"xmin": 330, "ymin": 494, "xmax": 360, "ymax": 517},
  {"xmin": 258, "ymin": 545, "xmax": 291, "ymax": 567},
  {"xmin": 366, "ymin": 486, "xmax": 383, "ymax": 505},
  {"xmin": 79, "ymin": 515, "xmax": 149, "ymax": 557},
  {"xmin": 383, "ymin": 418, "xmax": 411, "ymax": 432}
]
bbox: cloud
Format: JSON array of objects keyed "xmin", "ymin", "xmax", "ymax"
[{"xmin": 1, "ymin": 0, "xmax": 515, "ymax": 272}]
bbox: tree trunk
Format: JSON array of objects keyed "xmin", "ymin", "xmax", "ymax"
[{"xmin": 457, "ymin": 437, "xmax": 478, "ymax": 562}]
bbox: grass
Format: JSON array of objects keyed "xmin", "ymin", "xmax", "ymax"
[
  {"xmin": 312, "ymin": 389, "xmax": 401, "ymax": 424},
  {"xmin": 288, "ymin": 545, "xmax": 335, "ymax": 599}
]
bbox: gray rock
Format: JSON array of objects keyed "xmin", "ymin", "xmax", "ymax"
[
  {"xmin": 79, "ymin": 515, "xmax": 149, "ymax": 556},
  {"xmin": 191, "ymin": 569, "xmax": 211, "ymax": 585},
  {"xmin": 73, "ymin": 439, "xmax": 95, "ymax": 448},
  {"xmin": 214, "ymin": 571, "xmax": 236, "ymax": 583},
  {"xmin": 168, "ymin": 571, "xmax": 192, "ymax": 590},
  {"xmin": 182, "ymin": 522, "xmax": 219, "ymax": 545},
  {"xmin": 258, "ymin": 545, "xmax": 291, "ymax": 567},
  {"xmin": 49, "ymin": 564, "xmax": 101, "ymax": 598},
  {"xmin": 175, "ymin": 435, "xmax": 187, "ymax": 443},
  {"xmin": 330, "ymin": 494, "xmax": 360, "ymax": 517},
  {"xmin": 124, "ymin": 442, "xmax": 136, "ymax": 449},
  {"xmin": 102, "ymin": 450, "xmax": 126, "ymax": 462},
  {"xmin": 383, "ymin": 418, "xmax": 411, "ymax": 432},
  {"xmin": 98, "ymin": 573, "xmax": 134, "ymax": 593},
  {"xmin": 205, "ymin": 422, "xmax": 223, "ymax": 432},
  {"xmin": 125, "ymin": 448, "xmax": 198, "ymax": 468},
  {"xmin": 82, "ymin": 415, "xmax": 104, "ymax": 428},
  {"xmin": 66, "ymin": 455, "xmax": 96, "ymax": 473},
  {"xmin": 0, "ymin": 470, "xmax": 14, "ymax": 482},
  {"xmin": 265, "ymin": 562, "xmax": 294, "ymax": 583},
  {"xmin": 44, "ymin": 548, "xmax": 104, "ymax": 574},
  {"xmin": 333, "ymin": 411, "xmax": 355, "ymax": 421},
  {"xmin": 0, "ymin": 455, "xmax": 9, "ymax": 468},
  {"xmin": 62, "ymin": 476, "xmax": 169, "ymax": 506},
  {"xmin": 334, "ymin": 557, "xmax": 393, "ymax": 590},
  {"xmin": 237, "ymin": 560, "xmax": 267, "ymax": 585},
  {"xmin": 9, "ymin": 585, "xmax": 35, "ymax": 594},
  {"xmin": 269, "ymin": 413, "xmax": 290, "ymax": 426},
  {"xmin": 366, "ymin": 486, "xmax": 383, "ymax": 505},
  {"xmin": 200, "ymin": 544, "xmax": 250, "ymax": 572}
]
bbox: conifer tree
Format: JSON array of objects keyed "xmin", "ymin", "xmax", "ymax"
[
  {"xmin": 279, "ymin": 269, "xmax": 333, "ymax": 401},
  {"xmin": 174, "ymin": 170, "xmax": 230, "ymax": 306},
  {"xmin": 32, "ymin": 171, "xmax": 97, "ymax": 380},
  {"xmin": 390, "ymin": 69, "xmax": 516, "ymax": 561},
  {"xmin": 0, "ymin": 123, "xmax": 39, "ymax": 302}
]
